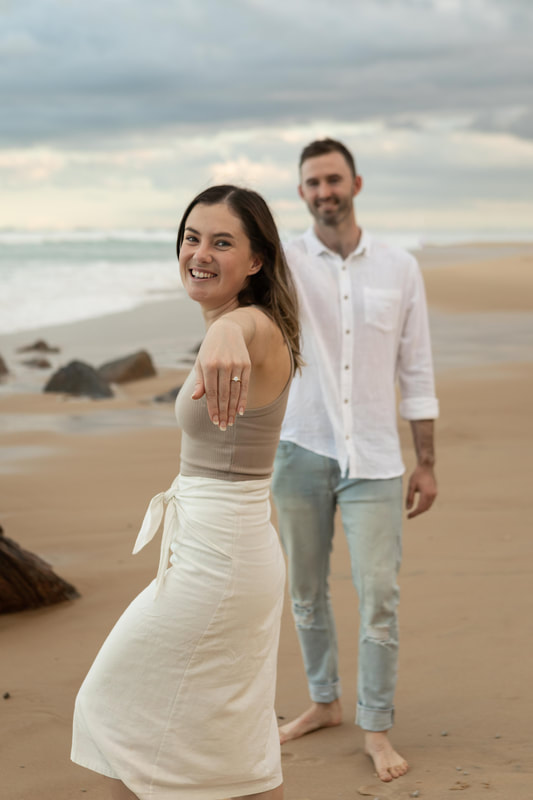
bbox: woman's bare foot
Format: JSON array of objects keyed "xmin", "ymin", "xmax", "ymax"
[
  {"xmin": 364, "ymin": 730, "xmax": 408, "ymax": 782},
  {"xmin": 279, "ymin": 700, "xmax": 342, "ymax": 744}
]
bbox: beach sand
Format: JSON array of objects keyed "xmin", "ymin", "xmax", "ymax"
[{"xmin": 1, "ymin": 243, "xmax": 532, "ymax": 799}]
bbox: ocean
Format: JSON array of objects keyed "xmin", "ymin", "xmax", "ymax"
[
  {"xmin": 0, "ymin": 226, "xmax": 532, "ymax": 407},
  {"xmin": 2, "ymin": 228, "xmax": 532, "ymax": 337},
  {"xmin": 0, "ymin": 230, "xmax": 182, "ymax": 336}
]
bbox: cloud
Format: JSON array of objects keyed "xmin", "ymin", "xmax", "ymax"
[
  {"xmin": 1, "ymin": 0, "xmax": 531, "ymax": 146},
  {"xmin": 1, "ymin": 0, "xmax": 532, "ymax": 231},
  {"xmin": 209, "ymin": 157, "xmax": 291, "ymax": 187},
  {"xmin": 2, "ymin": 118, "xmax": 532, "ymax": 231}
]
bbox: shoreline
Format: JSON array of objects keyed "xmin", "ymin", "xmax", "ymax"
[
  {"xmin": 0, "ymin": 294, "xmax": 204, "ymax": 394},
  {"xmin": 1, "ymin": 241, "xmax": 532, "ymax": 395}
]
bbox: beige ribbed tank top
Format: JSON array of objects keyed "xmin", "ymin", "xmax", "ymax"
[{"xmin": 175, "ymin": 357, "xmax": 292, "ymax": 482}]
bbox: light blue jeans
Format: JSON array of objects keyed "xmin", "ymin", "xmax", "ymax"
[{"xmin": 272, "ymin": 442, "xmax": 403, "ymax": 732}]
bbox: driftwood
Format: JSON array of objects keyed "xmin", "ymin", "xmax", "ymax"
[{"xmin": 0, "ymin": 526, "xmax": 80, "ymax": 614}]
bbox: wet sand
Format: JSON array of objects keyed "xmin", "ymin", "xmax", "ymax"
[{"xmin": 1, "ymin": 243, "xmax": 532, "ymax": 799}]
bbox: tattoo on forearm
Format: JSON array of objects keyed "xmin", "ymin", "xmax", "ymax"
[{"xmin": 410, "ymin": 420, "xmax": 435, "ymax": 467}]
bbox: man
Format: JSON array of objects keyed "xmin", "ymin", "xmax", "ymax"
[{"xmin": 272, "ymin": 138, "xmax": 439, "ymax": 783}]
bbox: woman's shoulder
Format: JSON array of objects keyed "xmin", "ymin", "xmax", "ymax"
[{"xmin": 249, "ymin": 305, "xmax": 287, "ymax": 348}]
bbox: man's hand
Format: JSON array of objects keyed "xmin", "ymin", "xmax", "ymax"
[{"xmin": 405, "ymin": 464, "xmax": 437, "ymax": 519}]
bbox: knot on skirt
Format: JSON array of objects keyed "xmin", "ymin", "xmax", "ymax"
[{"xmin": 132, "ymin": 478, "xmax": 183, "ymax": 597}]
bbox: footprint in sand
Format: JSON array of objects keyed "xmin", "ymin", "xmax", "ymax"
[
  {"xmin": 357, "ymin": 782, "xmax": 404, "ymax": 799},
  {"xmin": 281, "ymin": 752, "xmax": 295, "ymax": 763}
]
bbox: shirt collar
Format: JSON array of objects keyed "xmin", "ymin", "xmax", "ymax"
[{"xmin": 304, "ymin": 227, "xmax": 370, "ymax": 260}]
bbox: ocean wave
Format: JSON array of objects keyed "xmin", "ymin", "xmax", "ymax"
[
  {"xmin": 0, "ymin": 254, "xmax": 183, "ymax": 335},
  {"xmin": 0, "ymin": 229, "xmax": 177, "ymax": 246}
]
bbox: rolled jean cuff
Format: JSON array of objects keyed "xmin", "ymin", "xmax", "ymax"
[
  {"xmin": 356, "ymin": 703, "xmax": 394, "ymax": 732},
  {"xmin": 309, "ymin": 679, "xmax": 341, "ymax": 704}
]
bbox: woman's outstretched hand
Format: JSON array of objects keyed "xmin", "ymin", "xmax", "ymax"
[{"xmin": 192, "ymin": 316, "xmax": 252, "ymax": 430}]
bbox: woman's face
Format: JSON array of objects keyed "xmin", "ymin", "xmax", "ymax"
[{"xmin": 179, "ymin": 202, "xmax": 261, "ymax": 314}]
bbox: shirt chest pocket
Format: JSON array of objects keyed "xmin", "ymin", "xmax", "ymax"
[{"xmin": 363, "ymin": 287, "xmax": 402, "ymax": 332}]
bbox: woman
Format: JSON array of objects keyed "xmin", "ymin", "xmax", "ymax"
[{"xmin": 71, "ymin": 185, "xmax": 301, "ymax": 800}]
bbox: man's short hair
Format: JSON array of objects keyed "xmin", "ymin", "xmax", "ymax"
[{"xmin": 299, "ymin": 138, "xmax": 357, "ymax": 177}]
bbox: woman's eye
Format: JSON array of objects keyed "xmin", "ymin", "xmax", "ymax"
[
  {"xmin": 215, "ymin": 240, "xmax": 230, "ymax": 248},
  {"xmin": 185, "ymin": 235, "xmax": 198, "ymax": 243}
]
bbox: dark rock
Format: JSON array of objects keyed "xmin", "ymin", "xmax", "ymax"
[
  {"xmin": 98, "ymin": 350, "xmax": 156, "ymax": 384},
  {"xmin": 16, "ymin": 339, "xmax": 60, "ymax": 353},
  {"xmin": 154, "ymin": 385, "xmax": 182, "ymax": 403},
  {"xmin": 20, "ymin": 357, "xmax": 52, "ymax": 369},
  {"xmin": 0, "ymin": 525, "xmax": 80, "ymax": 614},
  {"xmin": 44, "ymin": 360, "xmax": 114, "ymax": 399},
  {"xmin": 0, "ymin": 354, "xmax": 8, "ymax": 377},
  {"xmin": 3, "ymin": 692, "xmax": 10, "ymax": 699}
]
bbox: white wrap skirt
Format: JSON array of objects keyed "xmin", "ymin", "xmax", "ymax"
[{"xmin": 71, "ymin": 475, "xmax": 286, "ymax": 799}]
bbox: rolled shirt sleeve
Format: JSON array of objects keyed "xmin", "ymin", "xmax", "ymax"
[{"xmin": 397, "ymin": 260, "xmax": 439, "ymax": 421}]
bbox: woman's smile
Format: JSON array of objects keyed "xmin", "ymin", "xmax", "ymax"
[{"xmin": 189, "ymin": 267, "xmax": 217, "ymax": 280}]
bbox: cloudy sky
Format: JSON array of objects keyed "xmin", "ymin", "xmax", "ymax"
[{"xmin": 1, "ymin": 0, "xmax": 532, "ymax": 235}]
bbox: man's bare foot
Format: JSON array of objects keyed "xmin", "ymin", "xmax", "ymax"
[
  {"xmin": 364, "ymin": 730, "xmax": 408, "ymax": 782},
  {"xmin": 279, "ymin": 701, "xmax": 342, "ymax": 744}
]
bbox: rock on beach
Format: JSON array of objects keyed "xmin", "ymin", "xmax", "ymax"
[
  {"xmin": 20, "ymin": 357, "xmax": 52, "ymax": 369},
  {"xmin": 98, "ymin": 350, "xmax": 156, "ymax": 384},
  {"xmin": 16, "ymin": 339, "xmax": 60, "ymax": 354},
  {"xmin": 0, "ymin": 354, "xmax": 8, "ymax": 377},
  {"xmin": 44, "ymin": 360, "xmax": 114, "ymax": 399}
]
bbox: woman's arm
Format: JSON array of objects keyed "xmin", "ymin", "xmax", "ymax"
[{"xmin": 193, "ymin": 307, "xmax": 280, "ymax": 430}]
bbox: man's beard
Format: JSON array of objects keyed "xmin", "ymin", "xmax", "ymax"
[{"xmin": 311, "ymin": 197, "xmax": 352, "ymax": 227}]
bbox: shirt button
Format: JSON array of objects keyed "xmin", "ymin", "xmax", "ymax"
[
  {"xmin": 343, "ymin": 294, "xmax": 348, "ymax": 300},
  {"xmin": 345, "ymin": 434, "xmax": 350, "ymax": 440},
  {"xmin": 342, "ymin": 265, "xmax": 347, "ymax": 270},
  {"xmin": 344, "ymin": 398, "xmax": 349, "ymax": 404},
  {"xmin": 345, "ymin": 329, "xmax": 350, "ymax": 334},
  {"xmin": 344, "ymin": 364, "xmax": 349, "ymax": 370}
]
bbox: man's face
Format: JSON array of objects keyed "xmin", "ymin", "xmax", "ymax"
[{"xmin": 298, "ymin": 152, "xmax": 361, "ymax": 227}]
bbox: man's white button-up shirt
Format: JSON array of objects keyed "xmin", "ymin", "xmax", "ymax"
[{"xmin": 281, "ymin": 228, "xmax": 439, "ymax": 479}]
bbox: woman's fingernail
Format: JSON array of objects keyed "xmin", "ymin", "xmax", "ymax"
[
  {"xmin": 219, "ymin": 421, "xmax": 227, "ymax": 431},
  {"xmin": 238, "ymin": 407, "xmax": 244, "ymax": 416},
  {"xmin": 212, "ymin": 416, "xmax": 219, "ymax": 426}
]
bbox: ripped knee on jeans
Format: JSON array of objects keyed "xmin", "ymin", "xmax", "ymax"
[
  {"xmin": 292, "ymin": 600, "xmax": 316, "ymax": 629},
  {"xmin": 365, "ymin": 624, "xmax": 392, "ymax": 644}
]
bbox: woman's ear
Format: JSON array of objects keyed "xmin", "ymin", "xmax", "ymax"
[{"xmin": 248, "ymin": 258, "xmax": 263, "ymax": 275}]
